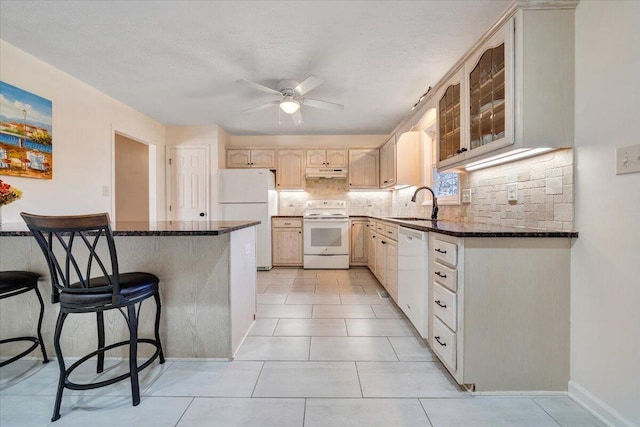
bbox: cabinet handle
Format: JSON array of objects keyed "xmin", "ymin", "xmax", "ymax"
[
  {"xmin": 387, "ymin": 231, "xmax": 392, "ymax": 234},
  {"xmin": 383, "ymin": 180, "xmax": 388, "ymax": 183},
  {"xmin": 381, "ymin": 241, "xmax": 386, "ymax": 245},
  {"xmin": 435, "ymin": 248, "xmax": 447, "ymax": 254},
  {"xmin": 435, "ymin": 300, "xmax": 447, "ymax": 308},
  {"xmin": 284, "ymin": 222, "xmax": 291, "ymax": 225},
  {"xmin": 298, "ymin": 231, "xmax": 302, "ymax": 234},
  {"xmin": 460, "ymin": 148, "xmax": 467, "ymax": 153},
  {"xmin": 435, "ymin": 271, "xmax": 447, "ymax": 278},
  {"xmin": 434, "ymin": 336, "xmax": 447, "ymax": 347},
  {"xmin": 406, "ymin": 304, "xmax": 411, "ymax": 310}
]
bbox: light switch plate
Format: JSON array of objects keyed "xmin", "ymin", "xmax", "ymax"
[
  {"xmin": 462, "ymin": 189, "xmax": 471, "ymax": 204},
  {"xmin": 616, "ymin": 144, "xmax": 640, "ymax": 175},
  {"xmin": 507, "ymin": 183, "xmax": 518, "ymax": 202}
]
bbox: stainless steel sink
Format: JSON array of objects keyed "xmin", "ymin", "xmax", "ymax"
[{"xmin": 387, "ymin": 217, "xmax": 432, "ymax": 221}]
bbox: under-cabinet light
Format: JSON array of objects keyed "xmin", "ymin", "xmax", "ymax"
[{"xmin": 464, "ymin": 148, "xmax": 553, "ymax": 171}]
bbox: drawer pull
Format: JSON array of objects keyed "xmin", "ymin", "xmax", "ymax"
[
  {"xmin": 387, "ymin": 231, "xmax": 392, "ymax": 234},
  {"xmin": 381, "ymin": 241, "xmax": 387, "ymax": 245},
  {"xmin": 434, "ymin": 336, "xmax": 447, "ymax": 347},
  {"xmin": 284, "ymin": 222, "xmax": 291, "ymax": 225},
  {"xmin": 435, "ymin": 300, "xmax": 447, "ymax": 308},
  {"xmin": 407, "ymin": 304, "xmax": 411, "ymax": 309},
  {"xmin": 435, "ymin": 248, "xmax": 447, "ymax": 254},
  {"xmin": 435, "ymin": 271, "xmax": 447, "ymax": 278}
]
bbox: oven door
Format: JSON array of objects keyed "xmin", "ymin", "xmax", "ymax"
[{"xmin": 303, "ymin": 219, "xmax": 349, "ymax": 255}]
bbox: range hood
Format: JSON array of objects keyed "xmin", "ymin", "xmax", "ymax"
[{"xmin": 305, "ymin": 167, "xmax": 348, "ymax": 179}]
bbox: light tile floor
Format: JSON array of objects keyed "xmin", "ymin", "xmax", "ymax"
[{"xmin": 0, "ymin": 268, "xmax": 605, "ymax": 427}]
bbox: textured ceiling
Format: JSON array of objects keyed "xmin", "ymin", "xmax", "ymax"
[{"xmin": 0, "ymin": 1, "xmax": 510, "ymax": 135}]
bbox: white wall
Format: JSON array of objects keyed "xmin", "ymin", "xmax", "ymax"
[
  {"xmin": 0, "ymin": 40, "xmax": 166, "ymax": 223},
  {"xmin": 165, "ymin": 125, "xmax": 224, "ymax": 218},
  {"xmin": 571, "ymin": 2, "xmax": 640, "ymax": 426}
]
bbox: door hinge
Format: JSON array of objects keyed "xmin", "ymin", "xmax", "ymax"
[
  {"xmin": 168, "ymin": 158, "xmax": 172, "ymax": 165},
  {"xmin": 169, "ymin": 205, "xmax": 172, "ymax": 212}
]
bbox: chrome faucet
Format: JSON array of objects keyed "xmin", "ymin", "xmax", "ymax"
[{"xmin": 411, "ymin": 186, "xmax": 439, "ymax": 220}]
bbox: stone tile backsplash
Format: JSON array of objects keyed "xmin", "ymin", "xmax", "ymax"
[{"xmin": 277, "ymin": 148, "xmax": 574, "ymax": 231}]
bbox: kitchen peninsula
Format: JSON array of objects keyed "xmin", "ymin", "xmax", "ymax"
[{"xmin": 0, "ymin": 220, "xmax": 259, "ymax": 360}]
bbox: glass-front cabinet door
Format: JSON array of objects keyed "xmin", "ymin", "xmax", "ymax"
[
  {"xmin": 436, "ymin": 68, "xmax": 465, "ymax": 168},
  {"xmin": 465, "ymin": 18, "xmax": 513, "ymax": 159}
]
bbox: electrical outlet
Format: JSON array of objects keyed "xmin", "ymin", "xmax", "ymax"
[
  {"xmin": 616, "ymin": 144, "xmax": 640, "ymax": 175},
  {"xmin": 507, "ymin": 183, "xmax": 518, "ymax": 202},
  {"xmin": 102, "ymin": 186, "xmax": 110, "ymax": 197},
  {"xmin": 462, "ymin": 189, "xmax": 471, "ymax": 204}
]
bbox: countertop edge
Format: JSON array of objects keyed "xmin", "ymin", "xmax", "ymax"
[{"xmin": 0, "ymin": 220, "xmax": 261, "ymax": 237}]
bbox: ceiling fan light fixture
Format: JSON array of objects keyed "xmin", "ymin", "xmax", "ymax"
[{"xmin": 280, "ymin": 96, "xmax": 300, "ymax": 114}]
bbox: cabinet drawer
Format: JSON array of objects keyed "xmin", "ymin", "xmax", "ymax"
[
  {"xmin": 432, "ymin": 317, "xmax": 457, "ymax": 371},
  {"xmin": 432, "ymin": 239, "xmax": 458, "ymax": 267},
  {"xmin": 433, "ymin": 282, "xmax": 457, "ymax": 331},
  {"xmin": 432, "ymin": 261, "xmax": 457, "ymax": 292},
  {"xmin": 384, "ymin": 225, "xmax": 398, "ymax": 241},
  {"xmin": 273, "ymin": 218, "xmax": 302, "ymax": 228}
]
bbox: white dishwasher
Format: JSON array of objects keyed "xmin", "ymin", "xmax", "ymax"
[{"xmin": 397, "ymin": 227, "xmax": 429, "ymax": 339}]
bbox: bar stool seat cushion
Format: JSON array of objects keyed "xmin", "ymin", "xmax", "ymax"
[
  {"xmin": 59, "ymin": 272, "xmax": 159, "ymax": 306},
  {"xmin": 0, "ymin": 271, "xmax": 40, "ymax": 294}
]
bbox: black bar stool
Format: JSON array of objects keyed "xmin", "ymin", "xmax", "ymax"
[
  {"xmin": 0, "ymin": 271, "xmax": 49, "ymax": 367},
  {"xmin": 21, "ymin": 212, "xmax": 165, "ymax": 422}
]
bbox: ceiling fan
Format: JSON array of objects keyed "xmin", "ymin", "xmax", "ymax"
[{"xmin": 236, "ymin": 74, "xmax": 344, "ymax": 126}]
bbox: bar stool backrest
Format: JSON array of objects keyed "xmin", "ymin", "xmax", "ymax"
[{"xmin": 21, "ymin": 212, "xmax": 121, "ymax": 307}]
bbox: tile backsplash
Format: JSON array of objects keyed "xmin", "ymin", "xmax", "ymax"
[{"xmin": 277, "ymin": 148, "xmax": 574, "ymax": 231}]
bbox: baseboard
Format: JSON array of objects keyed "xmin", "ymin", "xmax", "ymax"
[{"xmin": 568, "ymin": 380, "xmax": 637, "ymax": 427}]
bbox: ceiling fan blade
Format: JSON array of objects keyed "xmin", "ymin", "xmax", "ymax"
[
  {"xmin": 291, "ymin": 109, "xmax": 303, "ymax": 126},
  {"xmin": 244, "ymin": 101, "xmax": 279, "ymax": 113},
  {"xmin": 303, "ymin": 98, "xmax": 344, "ymax": 112},
  {"xmin": 236, "ymin": 79, "xmax": 282, "ymax": 95},
  {"xmin": 294, "ymin": 74, "xmax": 323, "ymax": 96}
]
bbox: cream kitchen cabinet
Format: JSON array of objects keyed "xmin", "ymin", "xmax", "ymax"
[
  {"xmin": 349, "ymin": 218, "xmax": 368, "ymax": 266},
  {"xmin": 272, "ymin": 218, "xmax": 303, "ymax": 266},
  {"xmin": 366, "ymin": 221, "xmax": 377, "ymax": 274},
  {"xmin": 436, "ymin": 6, "xmax": 575, "ymax": 170},
  {"xmin": 379, "ymin": 135, "xmax": 396, "ymax": 188},
  {"xmin": 276, "ymin": 150, "xmax": 305, "ymax": 190},
  {"xmin": 428, "ymin": 232, "xmax": 570, "ymax": 392},
  {"xmin": 348, "ymin": 149, "xmax": 379, "ymax": 189},
  {"xmin": 226, "ymin": 149, "xmax": 276, "ymax": 168},
  {"xmin": 306, "ymin": 149, "xmax": 347, "ymax": 168},
  {"xmin": 373, "ymin": 222, "xmax": 398, "ymax": 302}
]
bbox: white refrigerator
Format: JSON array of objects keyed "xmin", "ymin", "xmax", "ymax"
[{"xmin": 218, "ymin": 169, "xmax": 278, "ymax": 270}]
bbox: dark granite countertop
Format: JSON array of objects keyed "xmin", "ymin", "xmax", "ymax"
[
  {"xmin": 0, "ymin": 220, "xmax": 260, "ymax": 237},
  {"xmin": 360, "ymin": 216, "xmax": 578, "ymax": 238},
  {"xmin": 272, "ymin": 215, "xmax": 303, "ymax": 218}
]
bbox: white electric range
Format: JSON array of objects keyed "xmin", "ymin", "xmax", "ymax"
[{"xmin": 303, "ymin": 200, "xmax": 349, "ymax": 269}]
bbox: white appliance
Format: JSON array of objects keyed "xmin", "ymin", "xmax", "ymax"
[
  {"xmin": 397, "ymin": 227, "xmax": 429, "ymax": 339},
  {"xmin": 303, "ymin": 200, "xmax": 349, "ymax": 269},
  {"xmin": 218, "ymin": 169, "xmax": 278, "ymax": 270}
]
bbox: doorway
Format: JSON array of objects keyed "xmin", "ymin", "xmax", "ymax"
[{"xmin": 114, "ymin": 133, "xmax": 150, "ymax": 221}]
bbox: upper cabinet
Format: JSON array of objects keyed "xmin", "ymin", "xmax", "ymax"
[
  {"xmin": 348, "ymin": 149, "xmax": 379, "ymax": 189},
  {"xmin": 436, "ymin": 70, "xmax": 465, "ymax": 168},
  {"xmin": 464, "ymin": 20, "xmax": 513, "ymax": 160},
  {"xmin": 379, "ymin": 136, "xmax": 396, "ymax": 188},
  {"xmin": 276, "ymin": 149, "xmax": 305, "ymax": 190},
  {"xmin": 306, "ymin": 149, "xmax": 347, "ymax": 168},
  {"xmin": 227, "ymin": 149, "xmax": 276, "ymax": 168},
  {"xmin": 436, "ymin": 6, "xmax": 575, "ymax": 170}
]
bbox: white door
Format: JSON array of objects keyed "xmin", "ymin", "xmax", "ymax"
[{"xmin": 167, "ymin": 146, "xmax": 209, "ymax": 221}]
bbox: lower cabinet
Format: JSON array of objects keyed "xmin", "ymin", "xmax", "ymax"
[
  {"xmin": 272, "ymin": 218, "xmax": 303, "ymax": 266},
  {"xmin": 349, "ymin": 219, "xmax": 368, "ymax": 266},
  {"xmin": 428, "ymin": 232, "xmax": 571, "ymax": 392},
  {"xmin": 366, "ymin": 221, "xmax": 377, "ymax": 274},
  {"xmin": 371, "ymin": 222, "xmax": 398, "ymax": 303}
]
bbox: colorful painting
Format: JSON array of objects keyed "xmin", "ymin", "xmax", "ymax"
[{"xmin": 0, "ymin": 81, "xmax": 53, "ymax": 179}]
